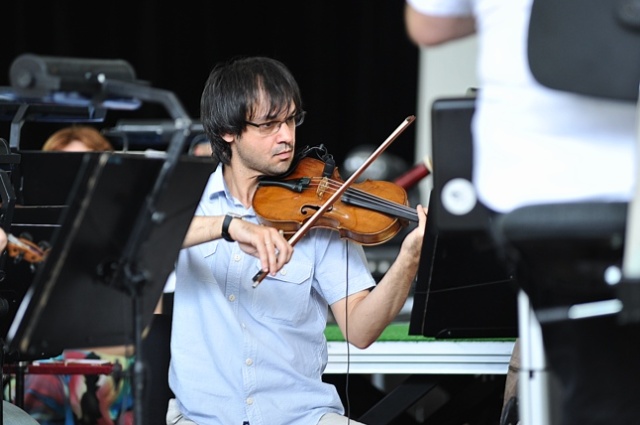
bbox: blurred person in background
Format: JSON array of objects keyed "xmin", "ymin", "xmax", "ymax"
[
  {"xmin": 187, "ymin": 134, "xmax": 213, "ymax": 157},
  {"xmin": 42, "ymin": 125, "xmax": 114, "ymax": 152},
  {"xmin": 404, "ymin": 2, "xmax": 640, "ymax": 425}
]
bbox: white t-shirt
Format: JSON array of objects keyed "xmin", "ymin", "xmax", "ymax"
[{"xmin": 408, "ymin": 0, "xmax": 637, "ymax": 213}]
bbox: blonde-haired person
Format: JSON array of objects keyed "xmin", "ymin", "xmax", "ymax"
[{"xmin": 42, "ymin": 125, "xmax": 113, "ymax": 152}]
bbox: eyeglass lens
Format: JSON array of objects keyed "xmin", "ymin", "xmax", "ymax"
[{"xmin": 249, "ymin": 111, "xmax": 306, "ymax": 136}]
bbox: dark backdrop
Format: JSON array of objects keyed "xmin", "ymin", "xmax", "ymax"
[{"xmin": 0, "ymin": 1, "xmax": 420, "ymax": 168}]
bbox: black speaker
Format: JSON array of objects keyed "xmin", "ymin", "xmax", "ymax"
[{"xmin": 430, "ymin": 96, "xmax": 493, "ymax": 234}]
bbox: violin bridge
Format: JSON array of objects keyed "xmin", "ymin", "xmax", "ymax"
[{"xmin": 317, "ymin": 177, "xmax": 329, "ymax": 198}]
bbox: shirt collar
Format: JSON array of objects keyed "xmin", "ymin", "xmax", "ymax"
[{"xmin": 206, "ymin": 162, "xmax": 228, "ymax": 201}]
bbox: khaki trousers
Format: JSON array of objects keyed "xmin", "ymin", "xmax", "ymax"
[{"xmin": 166, "ymin": 398, "xmax": 366, "ymax": 425}]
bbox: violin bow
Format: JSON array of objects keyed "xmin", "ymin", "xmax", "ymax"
[{"xmin": 252, "ymin": 115, "xmax": 416, "ymax": 287}]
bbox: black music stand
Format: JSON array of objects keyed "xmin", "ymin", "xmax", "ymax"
[
  {"xmin": 409, "ymin": 96, "xmax": 518, "ymax": 338},
  {"xmin": 4, "ymin": 151, "xmax": 213, "ymax": 423},
  {"xmin": 410, "ymin": 193, "xmax": 518, "ymax": 338},
  {"xmin": 0, "ymin": 53, "xmax": 214, "ymax": 425}
]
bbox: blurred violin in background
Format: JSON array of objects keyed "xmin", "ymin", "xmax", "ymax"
[{"xmin": 6, "ymin": 233, "xmax": 50, "ymax": 265}]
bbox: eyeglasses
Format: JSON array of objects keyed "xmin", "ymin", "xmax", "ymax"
[{"xmin": 245, "ymin": 111, "xmax": 306, "ymax": 136}]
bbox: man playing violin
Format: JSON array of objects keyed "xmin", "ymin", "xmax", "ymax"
[{"xmin": 166, "ymin": 56, "xmax": 427, "ymax": 425}]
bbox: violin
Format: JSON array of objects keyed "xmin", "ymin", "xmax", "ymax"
[
  {"xmin": 253, "ymin": 156, "xmax": 417, "ymax": 246},
  {"xmin": 252, "ymin": 115, "xmax": 417, "ymax": 286},
  {"xmin": 6, "ymin": 233, "xmax": 50, "ymax": 264}
]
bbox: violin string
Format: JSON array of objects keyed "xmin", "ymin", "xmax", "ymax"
[
  {"xmin": 316, "ymin": 184, "xmax": 417, "ymax": 221},
  {"xmin": 306, "ymin": 178, "xmax": 418, "ymax": 222},
  {"xmin": 344, "ymin": 187, "xmax": 418, "ymax": 221}
]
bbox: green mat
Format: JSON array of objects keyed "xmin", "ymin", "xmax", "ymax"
[
  {"xmin": 324, "ymin": 322, "xmax": 516, "ymax": 342},
  {"xmin": 325, "ymin": 322, "xmax": 432, "ymax": 342}
]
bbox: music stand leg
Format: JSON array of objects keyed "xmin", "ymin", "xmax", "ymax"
[{"xmin": 132, "ymin": 289, "xmax": 148, "ymax": 425}]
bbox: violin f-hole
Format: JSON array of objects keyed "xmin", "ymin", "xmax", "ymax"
[{"xmin": 300, "ymin": 204, "xmax": 332, "ymax": 216}]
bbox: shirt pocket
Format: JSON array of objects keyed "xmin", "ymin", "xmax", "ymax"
[
  {"xmin": 188, "ymin": 239, "xmax": 219, "ymax": 282},
  {"xmin": 252, "ymin": 259, "xmax": 313, "ymax": 324}
]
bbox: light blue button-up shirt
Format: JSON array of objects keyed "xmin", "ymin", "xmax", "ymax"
[{"xmin": 168, "ymin": 164, "xmax": 375, "ymax": 425}]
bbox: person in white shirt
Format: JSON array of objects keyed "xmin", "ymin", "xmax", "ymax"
[{"xmin": 405, "ymin": 1, "xmax": 640, "ymax": 425}]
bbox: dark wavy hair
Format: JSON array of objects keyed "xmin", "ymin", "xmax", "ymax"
[{"xmin": 200, "ymin": 56, "xmax": 303, "ymax": 165}]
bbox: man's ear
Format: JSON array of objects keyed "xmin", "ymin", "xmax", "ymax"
[{"xmin": 221, "ymin": 133, "xmax": 234, "ymax": 143}]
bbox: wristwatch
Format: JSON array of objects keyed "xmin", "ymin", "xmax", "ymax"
[{"xmin": 221, "ymin": 214, "xmax": 241, "ymax": 242}]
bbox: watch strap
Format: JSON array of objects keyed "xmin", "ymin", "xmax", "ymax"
[{"xmin": 221, "ymin": 214, "xmax": 235, "ymax": 242}]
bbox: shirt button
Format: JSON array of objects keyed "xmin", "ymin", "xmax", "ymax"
[
  {"xmin": 246, "ymin": 397, "xmax": 254, "ymax": 405},
  {"xmin": 228, "ymin": 294, "xmax": 236, "ymax": 302},
  {"xmin": 245, "ymin": 358, "xmax": 253, "ymax": 366},
  {"xmin": 280, "ymin": 269, "xmax": 287, "ymax": 276},
  {"xmin": 234, "ymin": 254, "xmax": 241, "ymax": 262}
]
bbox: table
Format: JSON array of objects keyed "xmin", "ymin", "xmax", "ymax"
[
  {"xmin": 323, "ymin": 323, "xmax": 516, "ymax": 425},
  {"xmin": 326, "ymin": 339, "xmax": 514, "ymax": 376}
]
